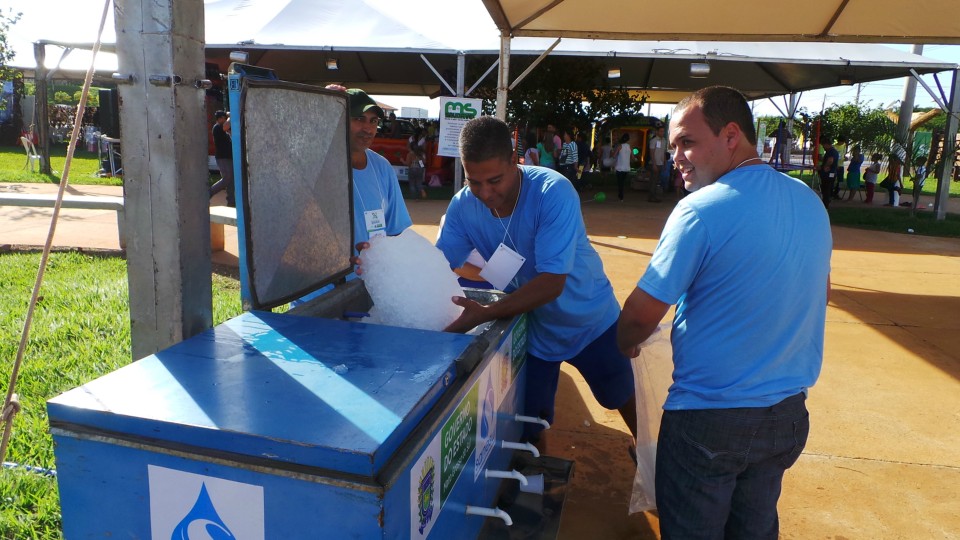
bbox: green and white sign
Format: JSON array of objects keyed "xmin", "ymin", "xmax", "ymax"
[{"xmin": 438, "ymin": 97, "xmax": 482, "ymax": 157}]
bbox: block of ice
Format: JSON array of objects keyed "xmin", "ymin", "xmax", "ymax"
[{"xmin": 360, "ymin": 229, "xmax": 464, "ymax": 331}]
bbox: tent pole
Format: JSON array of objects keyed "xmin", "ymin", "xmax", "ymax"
[
  {"xmin": 496, "ymin": 31, "xmax": 510, "ymax": 120},
  {"xmin": 454, "ymin": 52, "xmax": 466, "ymax": 192},
  {"xmin": 32, "ymin": 43, "xmax": 52, "ymax": 175},
  {"xmin": 896, "ymin": 45, "xmax": 923, "ymax": 178},
  {"xmin": 934, "ymin": 68, "xmax": 959, "ymax": 221}
]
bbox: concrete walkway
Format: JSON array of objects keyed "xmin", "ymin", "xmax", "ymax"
[{"xmin": 2, "ymin": 182, "xmax": 959, "ymax": 539}]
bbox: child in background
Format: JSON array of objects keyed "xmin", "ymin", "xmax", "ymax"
[
  {"xmin": 844, "ymin": 145, "xmax": 864, "ymax": 201},
  {"xmin": 863, "ymin": 152, "xmax": 881, "ymax": 204},
  {"xmin": 405, "ymin": 140, "xmax": 427, "ymax": 200}
]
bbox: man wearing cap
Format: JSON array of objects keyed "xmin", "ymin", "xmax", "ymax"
[
  {"xmin": 332, "ymin": 85, "xmax": 412, "ymax": 248},
  {"xmin": 209, "ymin": 110, "xmax": 235, "ymax": 207}
]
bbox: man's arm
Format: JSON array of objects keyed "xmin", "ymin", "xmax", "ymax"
[
  {"xmin": 443, "ymin": 273, "xmax": 566, "ymax": 333},
  {"xmin": 617, "ymin": 286, "xmax": 671, "ymax": 358}
]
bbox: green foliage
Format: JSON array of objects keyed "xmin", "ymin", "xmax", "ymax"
[
  {"xmin": 0, "ymin": 251, "xmax": 243, "ymax": 538},
  {"xmin": 819, "ymin": 103, "xmax": 896, "ymax": 154},
  {"xmin": 0, "ymin": 8, "xmax": 22, "ymax": 82},
  {"xmin": 466, "ymin": 56, "xmax": 646, "ymax": 130},
  {"xmin": 52, "ymin": 91, "xmax": 72, "ymax": 105}
]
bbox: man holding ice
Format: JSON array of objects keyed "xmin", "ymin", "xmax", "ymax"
[{"xmin": 435, "ymin": 116, "xmax": 637, "ymax": 447}]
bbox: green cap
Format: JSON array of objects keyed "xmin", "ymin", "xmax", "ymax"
[{"xmin": 346, "ymin": 89, "xmax": 384, "ymax": 119}]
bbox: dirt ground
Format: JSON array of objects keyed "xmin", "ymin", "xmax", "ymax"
[{"xmin": 3, "ymin": 182, "xmax": 959, "ymax": 539}]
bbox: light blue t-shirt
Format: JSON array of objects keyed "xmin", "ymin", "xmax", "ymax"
[
  {"xmin": 437, "ymin": 165, "xmax": 620, "ymax": 361},
  {"xmin": 353, "ymin": 149, "xmax": 412, "ymax": 244},
  {"xmin": 639, "ymin": 164, "xmax": 832, "ymax": 410}
]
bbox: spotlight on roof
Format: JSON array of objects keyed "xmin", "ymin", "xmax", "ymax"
[
  {"xmin": 607, "ymin": 68, "xmax": 621, "ymax": 79},
  {"xmin": 690, "ymin": 62, "xmax": 710, "ymax": 79},
  {"xmin": 839, "ymin": 78, "xmax": 854, "ymax": 86},
  {"xmin": 326, "ymin": 58, "xmax": 339, "ymax": 70},
  {"xmin": 229, "ymin": 51, "xmax": 249, "ymax": 64}
]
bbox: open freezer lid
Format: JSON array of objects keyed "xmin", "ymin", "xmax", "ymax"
[{"xmin": 235, "ymin": 79, "xmax": 353, "ymax": 310}]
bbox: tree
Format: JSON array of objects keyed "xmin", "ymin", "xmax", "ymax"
[
  {"xmin": 819, "ymin": 103, "xmax": 895, "ymax": 154},
  {"xmin": 54, "ymin": 90, "xmax": 73, "ymax": 104},
  {"xmin": 465, "ymin": 56, "xmax": 647, "ymax": 132},
  {"xmin": 0, "ymin": 8, "xmax": 22, "ymax": 82}
]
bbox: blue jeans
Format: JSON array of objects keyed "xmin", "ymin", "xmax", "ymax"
[{"xmin": 655, "ymin": 392, "xmax": 809, "ymax": 540}]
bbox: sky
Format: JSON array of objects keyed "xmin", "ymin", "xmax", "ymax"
[{"xmin": 5, "ymin": 0, "xmax": 960, "ymax": 121}]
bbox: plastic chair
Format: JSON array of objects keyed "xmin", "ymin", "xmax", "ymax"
[{"xmin": 20, "ymin": 136, "xmax": 42, "ymax": 172}]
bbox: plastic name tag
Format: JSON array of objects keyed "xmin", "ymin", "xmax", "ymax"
[
  {"xmin": 364, "ymin": 209, "xmax": 387, "ymax": 239},
  {"xmin": 480, "ymin": 243, "xmax": 525, "ymax": 291}
]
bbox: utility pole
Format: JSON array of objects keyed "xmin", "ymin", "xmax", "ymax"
[{"xmin": 114, "ymin": 0, "xmax": 212, "ymax": 359}]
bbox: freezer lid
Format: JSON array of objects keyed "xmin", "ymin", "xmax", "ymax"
[
  {"xmin": 47, "ymin": 311, "xmax": 477, "ymax": 478},
  {"xmin": 235, "ymin": 79, "xmax": 354, "ymax": 311}
]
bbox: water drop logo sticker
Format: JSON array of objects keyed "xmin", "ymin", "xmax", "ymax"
[
  {"xmin": 149, "ymin": 465, "xmax": 264, "ymax": 540},
  {"xmin": 474, "ymin": 369, "xmax": 497, "ymax": 479},
  {"xmin": 171, "ymin": 483, "xmax": 236, "ymax": 540}
]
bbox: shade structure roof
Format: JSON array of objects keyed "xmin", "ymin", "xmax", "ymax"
[{"xmin": 480, "ymin": 0, "xmax": 960, "ymax": 44}]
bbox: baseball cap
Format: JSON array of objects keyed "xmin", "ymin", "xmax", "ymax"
[
  {"xmin": 214, "ymin": 110, "xmax": 227, "ymax": 118},
  {"xmin": 346, "ymin": 89, "xmax": 384, "ymax": 119}
]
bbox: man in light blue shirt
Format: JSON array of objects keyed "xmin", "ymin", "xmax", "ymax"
[
  {"xmin": 617, "ymin": 86, "xmax": 832, "ymax": 539},
  {"xmin": 437, "ymin": 116, "xmax": 636, "ymax": 448}
]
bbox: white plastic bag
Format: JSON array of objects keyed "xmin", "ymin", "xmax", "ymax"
[{"xmin": 628, "ymin": 324, "xmax": 674, "ymax": 514}]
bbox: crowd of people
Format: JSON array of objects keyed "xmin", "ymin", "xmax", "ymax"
[{"xmin": 817, "ymin": 135, "xmax": 929, "ymax": 209}]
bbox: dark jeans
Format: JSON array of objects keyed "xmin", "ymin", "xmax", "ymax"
[
  {"xmin": 560, "ymin": 164, "xmax": 580, "ymax": 191},
  {"xmin": 615, "ymin": 170, "xmax": 628, "ymax": 201},
  {"xmin": 211, "ymin": 157, "xmax": 235, "ymax": 207},
  {"xmin": 819, "ymin": 173, "xmax": 833, "ymax": 209},
  {"xmin": 655, "ymin": 392, "xmax": 810, "ymax": 540}
]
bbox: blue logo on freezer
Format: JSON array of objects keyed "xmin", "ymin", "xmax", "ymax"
[{"xmin": 172, "ymin": 483, "xmax": 237, "ymax": 540}]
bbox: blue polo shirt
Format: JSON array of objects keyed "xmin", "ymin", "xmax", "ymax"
[{"xmin": 437, "ymin": 165, "xmax": 619, "ymax": 361}]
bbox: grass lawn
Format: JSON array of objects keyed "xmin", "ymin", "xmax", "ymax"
[
  {"xmin": 0, "ymin": 144, "xmax": 119, "ymax": 186},
  {"xmin": 0, "ymin": 250, "xmax": 242, "ymax": 538}
]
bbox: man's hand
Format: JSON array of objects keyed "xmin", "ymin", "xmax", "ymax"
[
  {"xmin": 443, "ymin": 296, "xmax": 489, "ymax": 333},
  {"xmin": 350, "ymin": 241, "xmax": 371, "ymax": 274}
]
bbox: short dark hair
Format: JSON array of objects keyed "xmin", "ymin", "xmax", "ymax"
[
  {"xmin": 675, "ymin": 86, "xmax": 757, "ymax": 146},
  {"xmin": 459, "ymin": 116, "xmax": 513, "ymax": 163}
]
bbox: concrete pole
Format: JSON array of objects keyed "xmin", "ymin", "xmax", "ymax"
[
  {"xmin": 32, "ymin": 43, "xmax": 52, "ymax": 175},
  {"xmin": 495, "ymin": 30, "xmax": 510, "ymax": 121},
  {"xmin": 114, "ymin": 0, "xmax": 212, "ymax": 359},
  {"xmin": 454, "ymin": 52, "xmax": 466, "ymax": 193},
  {"xmin": 896, "ymin": 45, "xmax": 923, "ymax": 176},
  {"xmin": 934, "ymin": 68, "xmax": 960, "ymax": 220}
]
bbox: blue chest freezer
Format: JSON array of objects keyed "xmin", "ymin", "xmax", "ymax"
[{"xmin": 47, "ymin": 75, "xmax": 569, "ymax": 539}]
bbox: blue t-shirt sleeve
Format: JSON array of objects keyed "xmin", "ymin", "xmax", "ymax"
[
  {"xmin": 435, "ymin": 196, "xmax": 474, "ymax": 269},
  {"xmin": 639, "ymin": 202, "xmax": 709, "ymax": 305},
  {"xmin": 531, "ymin": 179, "xmax": 578, "ymax": 275}
]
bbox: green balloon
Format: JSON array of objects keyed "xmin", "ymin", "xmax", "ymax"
[{"xmin": 595, "ymin": 192, "xmax": 606, "ymax": 202}]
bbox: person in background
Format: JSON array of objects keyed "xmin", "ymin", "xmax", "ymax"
[
  {"xmin": 647, "ymin": 125, "xmax": 667, "ymax": 202},
  {"xmin": 863, "ymin": 152, "xmax": 882, "ymax": 204},
  {"xmin": 818, "ymin": 136, "xmax": 839, "ymax": 208},
  {"xmin": 405, "ymin": 139, "xmax": 427, "ymax": 201},
  {"xmin": 617, "ymin": 86, "xmax": 832, "ymax": 540},
  {"xmin": 611, "ymin": 133, "xmax": 632, "ymax": 202},
  {"xmin": 559, "ymin": 129, "xmax": 580, "ymax": 190},
  {"xmin": 436, "ymin": 116, "xmax": 638, "ymax": 453},
  {"xmin": 832, "ymin": 137, "xmax": 848, "ymax": 199},
  {"xmin": 576, "ymin": 131, "xmax": 592, "ymax": 176},
  {"xmin": 538, "ymin": 130, "xmax": 557, "ymax": 170},
  {"xmin": 208, "ymin": 110, "xmax": 235, "ymax": 207},
  {"xmin": 523, "ymin": 132, "xmax": 540, "ymax": 166},
  {"xmin": 599, "ymin": 136, "xmax": 615, "ymax": 173},
  {"xmin": 884, "ymin": 152, "xmax": 904, "ymax": 207},
  {"xmin": 844, "ymin": 145, "xmax": 864, "ymax": 201}
]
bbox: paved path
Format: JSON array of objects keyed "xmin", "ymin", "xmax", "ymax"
[{"xmin": 2, "ymin": 182, "xmax": 959, "ymax": 539}]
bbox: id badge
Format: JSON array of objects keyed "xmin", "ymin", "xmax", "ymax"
[
  {"xmin": 364, "ymin": 209, "xmax": 387, "ymax": 239},
  {"xmin": 480, "ymin": 243, "xmax": 525, "ymax": 291}
]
